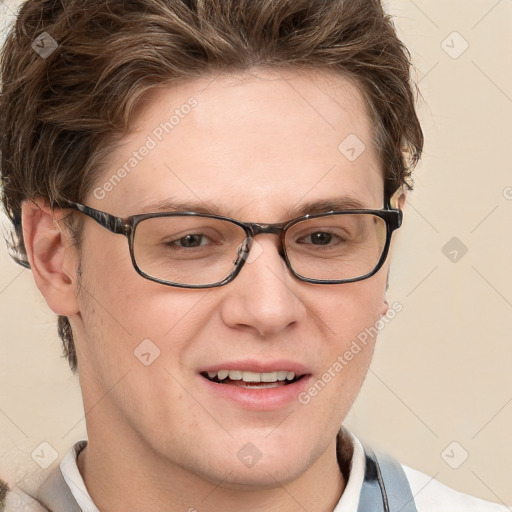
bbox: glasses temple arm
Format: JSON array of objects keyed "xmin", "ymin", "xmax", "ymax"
[{"xmin": 63, "ymin": 200, "xmax": 127, "ymax": 234}]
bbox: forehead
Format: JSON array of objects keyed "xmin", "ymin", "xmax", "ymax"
[{"xmin": 91, "ymin": 68, "xmax": 384, "ymax": 219}]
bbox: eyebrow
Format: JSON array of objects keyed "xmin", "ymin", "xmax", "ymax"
[
  {"xmin": 134, "ymin": 196, "xmax": 374, "ymax": 218},
  {"xmin": 286, "ymin": 197, "xmax": 372, "ymax": 217}
]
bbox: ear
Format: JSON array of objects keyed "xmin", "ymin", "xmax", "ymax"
[
  {"xmin": 21, "ymin": 199, "xmax": 80, "ymax": 316},
  {"xmin": 390, "ymin": 186, "xmax": 407, "ymax": 211},
  {"xmin": 397, "ymin": 190, "xmax": 407, "ymax": 210},
  {"xmin": 379, "ymin": 269, "xmax": 390, "ymax": 318},
  {"xmin": 380, "ymin": 297, "xmax": 389, "ymax": 318}
]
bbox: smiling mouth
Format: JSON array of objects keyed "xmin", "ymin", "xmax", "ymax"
[{"xmin": 200, "ymin": 370, "xmax": 306, "ymax": 388}]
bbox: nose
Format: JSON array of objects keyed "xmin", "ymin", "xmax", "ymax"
[{"xmin": 219, "ymin": 236, "xmax": 307, "ymax": 337}]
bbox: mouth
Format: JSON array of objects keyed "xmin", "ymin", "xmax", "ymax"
[
  {"xmin": 200, "ymin": 370, "xmax": 307, "ymax": 389},
  {"xmin": 198, "ymin": 362, "xmax": 312, "ymax": 410}
]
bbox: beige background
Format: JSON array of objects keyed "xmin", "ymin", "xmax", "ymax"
[{"xmin": 1, "ymin": 0, "xmax": 511, "ymax": 505}]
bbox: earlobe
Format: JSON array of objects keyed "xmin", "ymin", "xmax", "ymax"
[
  {"xmin": 380, "ymin": 297, "xmax": 389, "ymax": 318},
  {"xmin": 397, "ymin": 192, "xmax": 406, "ymax": 210},
  {"xmin": 21, "ymin": 199, "xmax": 80, "ymax": 316},
  {"xmin": 390, "ymin": 184, "xmax": 408, "ymax": 211}
]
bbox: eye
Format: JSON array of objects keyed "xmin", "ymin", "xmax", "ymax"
[
  {"xmin": 170, "ymin": 233, "xmax": 211, "ymax": 248},
  {"xmin": 297, "ymin": 231, "xmax": 345, "ymax": 246}
]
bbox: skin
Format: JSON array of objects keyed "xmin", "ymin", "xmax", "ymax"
[{"xmin": 22, "ymin": 68, "xmax": 393, "ymax": 512}]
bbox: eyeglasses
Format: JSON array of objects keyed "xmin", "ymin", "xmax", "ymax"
[{"xmin": 62, "ymin": 200, "xmax": 402, "ymax": 288}]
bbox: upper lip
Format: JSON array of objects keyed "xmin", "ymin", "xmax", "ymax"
[{"xmin": 199, "ymin": 360, "xmax": 310, "ymax": 375}]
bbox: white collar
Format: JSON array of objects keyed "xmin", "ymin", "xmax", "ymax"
[
  {"xmin": 59, "ymin": 440, "xmax": 100, "ymax": 512},
  {"xmin": 60, "ymin": 432, "xmax": 365, "ymax": 511},
  {"xmin": 334, "ymin": 432, "xmax": 366, "ymax": 511}
]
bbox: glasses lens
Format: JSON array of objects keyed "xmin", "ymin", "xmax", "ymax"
[
  {"xmin": 133, "ymin": 215, "xmax": 247, "ymax": 286},
  {"xmin": 285, "ymin": 213, "xmax": 387, "ymax": 281},
  {"xmin": 132, "ymin": 212, "xmax": 388, "ymax": 286}
]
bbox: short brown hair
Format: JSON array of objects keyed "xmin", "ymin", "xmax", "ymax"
[{"xmin": 0, "ymin": 0, "xmax": 423, "ymax": 373}]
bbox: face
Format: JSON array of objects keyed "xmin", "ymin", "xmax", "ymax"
[{"xmin": 68, "ymin": 69, "xmax": 389, "ymax": 487}]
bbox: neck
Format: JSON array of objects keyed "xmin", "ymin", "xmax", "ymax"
[{"xmin": 77, "ymin": 421, "xmax": 348, "ymax": 512}]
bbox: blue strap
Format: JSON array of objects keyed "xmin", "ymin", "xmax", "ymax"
[{"xmin": 357, "ymin": 447, "xmax": 418, "ymax": 512}]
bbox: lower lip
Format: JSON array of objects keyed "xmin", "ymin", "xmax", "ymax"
[{"xmin": 199, "ymin": 374, "xmax": 312, "ymax": 411}]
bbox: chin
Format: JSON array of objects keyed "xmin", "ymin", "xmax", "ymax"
[
  {"xmin": 205, "ymin": 456, "xmax": 312, "ymax": 490},
  {"xmin": 199, "ymin": 434, "xmax": 317, "ymax": 487}
]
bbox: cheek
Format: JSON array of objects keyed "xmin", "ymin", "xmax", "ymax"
[
  {"xmin": 75, "ymin": 229, "xmax": 211, "ymax": 370},
  {"xmin": 312, "ymin": 272, "xmax": 387, "ymax": 340},
  {"xmin": 303, "ymin": 274, "xmax": 386, "ymax": 408},
  {"xmin": 78, "ymin": 226, "xmax": 158, "ymax": 331}
]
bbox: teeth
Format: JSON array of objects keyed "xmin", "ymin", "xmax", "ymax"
[
  {"xmin": 261, "ymin": 371, "xmax": 277, "ymax": 382},
  {"xmin": 217, "ymin": 370, "xmax": 229, "ymax": 380},
  {"xmin": 206, "ymin": 370, "xmax": 299, "ymax": 383},
  {"xmin": 243, "ymin": 371, "xmax": 260, "ymax": 382}
]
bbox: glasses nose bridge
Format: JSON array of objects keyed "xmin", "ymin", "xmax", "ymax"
[
  {"xmin": 243, "ymin": 221, "xmax": 288, "ymax": 258},
  {"xmin": 247, "ymin": 222, "xmax": 287, "ymax": 238}
]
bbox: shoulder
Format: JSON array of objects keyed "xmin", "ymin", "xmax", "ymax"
[
  {"xmin": 403, "ymin": 465, "xmax": 510, "ymax": 512},
  {"xmin": 2, "ymin": 487, "xmax": 49, "ymax": 512}
]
